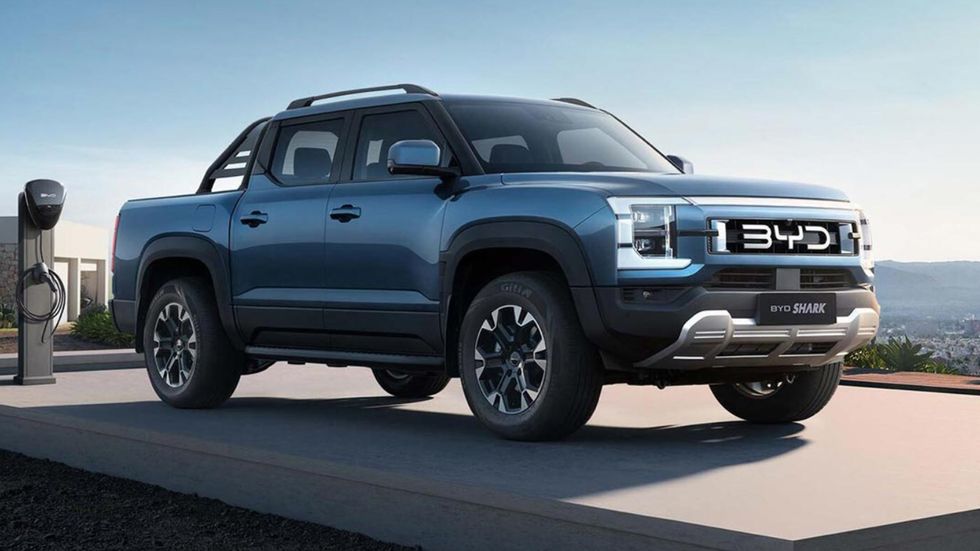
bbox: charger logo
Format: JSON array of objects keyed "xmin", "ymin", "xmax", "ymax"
[
  {"xmin": 40, "ymin": 193, "xmax": 58, "ymax": 199},
  {"xmin": 741, "ymin": 223, "xmax": 831, "ymax": 251}
]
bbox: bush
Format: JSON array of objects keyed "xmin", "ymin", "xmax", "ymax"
[
  {"xmin": 0, "ymin": 303, "xmax": 16, "ymax": 329},
  {"xmin": 71, "ymin": 305, "xmax": 135, "ymax": 347},
  {"xmin": 846, "ymin": 337, "xmax": 961, "ymax": 375},
  {"xmin": 921, "ymin": 359, "xmax": 959, "ymax": 375},
  {"xmin": 845, "ymin": 344, "xmax": 885, "ymax": 369},
  {"xmin": 878, "ymin": 336, "xmax": 935, "ymax": 372}
]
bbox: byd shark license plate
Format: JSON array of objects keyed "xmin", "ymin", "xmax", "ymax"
[{"xmin": 757, "ymin": 293, "xmax": 836, "ymax": 325}]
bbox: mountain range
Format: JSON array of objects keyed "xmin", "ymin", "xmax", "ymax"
[{"xmin": 874, "ymin": 261, "xmax": 980, "ymax": 319}]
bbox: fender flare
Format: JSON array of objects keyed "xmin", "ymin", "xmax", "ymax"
[
  {"xmin": 439, "ymin": 220, "xmax": 598, "ymax": 367},
  {"xmin": 442, "ymin": 219, "xmax": 594, "ymax": 291},
  {"xmin": 134, "ymin": 235, "xmax": 241, "ymax": 351}
]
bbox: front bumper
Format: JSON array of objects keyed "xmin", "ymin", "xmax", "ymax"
[
  {"xmin": 571, "ymin": 286, "xmax": 880, "ymax": 369},
  {"xmin": 635, "ymin": 307, "xmax": 879, "ymax": 369}
]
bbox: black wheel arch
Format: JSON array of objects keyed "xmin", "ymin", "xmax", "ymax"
[
  {"xmin": 439, "ymin": 219, "xmax": 598, "ymax": 376},
  {"xmin": 135, "ymin": 235, "xmax": 241, "ymax": 352}
]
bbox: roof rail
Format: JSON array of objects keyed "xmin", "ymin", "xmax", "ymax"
[
  {"xmin": 551, "ymin": 97, "xmax": 597, "ymax": 109},
  {"xmin": 287, "ymin": 84, "xmax": 438, "ymax": 110}
]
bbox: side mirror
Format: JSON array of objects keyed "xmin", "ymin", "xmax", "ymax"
[
  {"xmin": 388, "ymin": 140, "xmax": 459, "ymax": 180},
  {"xmin": 666, "ymin": 155, "xmax": 693, "ymax": 174}
]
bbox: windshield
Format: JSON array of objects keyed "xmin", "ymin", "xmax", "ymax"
[{"xmin": 445, "ymin": 100, "xmax": 679, "ymax": 174}]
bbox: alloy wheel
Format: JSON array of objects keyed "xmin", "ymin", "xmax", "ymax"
[
  {"xmin": 474, "ymin": 305, "xmax": 548, "ymax": 414},
  {"xmin": 152, "ymin": 302, "xmax": 197, "ymax": 388}
]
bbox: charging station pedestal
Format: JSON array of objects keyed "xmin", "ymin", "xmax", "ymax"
[{"xmin": 15, "ymin": 193, "xmax": 56, "ymax": 385}]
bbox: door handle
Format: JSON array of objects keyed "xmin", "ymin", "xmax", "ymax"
[
  {"xmin": 330, "ymin": 205, "xmax": 361, "ymax": 223},
  {"xmin": 240, "ymin": 211, "xmax": 269, "ymax": 227}
]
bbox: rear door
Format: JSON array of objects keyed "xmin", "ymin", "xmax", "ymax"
[
  {"xmin": 230, "ymin": 112, "xmax": 350, "ymax": 346},
  {"xmin": 321, "ymin": 103, "xmax": 454, "ymax": 356}
]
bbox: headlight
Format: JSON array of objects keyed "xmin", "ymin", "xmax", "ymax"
[
  {"xmin": 607, "ymin": 198, "xmax": 691, "ymax": 269},
  {"xmin": 857, "ymin": 209, "xmax": 874, "ymax": 271},
  {"xmin": 631, "ymin": 205, "xmax": 675, "ymax": 257}
]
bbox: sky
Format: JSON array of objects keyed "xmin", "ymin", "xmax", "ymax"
[{"xmin": 1, "ymin": 0, "xmax": 978, "ymax": 262}]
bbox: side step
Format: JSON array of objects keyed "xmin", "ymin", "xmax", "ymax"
[{"xmin": 244, "ymin": 346, "xmax": 443, "ymax": 371}]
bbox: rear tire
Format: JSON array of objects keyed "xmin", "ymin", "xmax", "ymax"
[
  {"xmin": 372, "ymin": 369, "xmax": 450, "ymax": 398},
  {"xmin": 142, "ymin": 277, "xmax": 242, "ymax": 408},
  {"xmin": 458, "ymin": 271, "xmax": 603, "ymax": 441},
  {"xmin": 710, "ymin": 363, "xmax": 842, "ymax": 423}
]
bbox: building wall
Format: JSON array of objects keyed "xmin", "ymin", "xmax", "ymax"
[
  {"xmin": 0, "ymin": 216, "xmax": 110, "ymax": 322},
  {"xmin": 0, "ymin": 243, "xmax": 16, "ymax": 310}
]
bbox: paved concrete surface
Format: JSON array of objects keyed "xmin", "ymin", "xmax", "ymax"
[
  {"xmin": 1, "ymin": 366, "xmax": 979, "ymax": 550},
  {"xmin": 0, "ymin": 349, "xmax": 143, "ymax": 374}
]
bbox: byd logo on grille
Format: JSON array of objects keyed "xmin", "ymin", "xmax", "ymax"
[
  {"xmin": 741, "ymin": 223, "xmax": 831, "ymax": 251},
  {"xmin": 769, "ymin": 302, "xmax": 828, "ymax": 314}
]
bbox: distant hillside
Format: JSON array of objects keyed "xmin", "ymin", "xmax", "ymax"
[{"xmin": 875, "ymin": 261, "xmax": 980, "ymax": 319}]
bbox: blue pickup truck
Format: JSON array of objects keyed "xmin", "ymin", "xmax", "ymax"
[{"xmin": 111, "ymin": 84, "xmax": 879, "ymax": 440}]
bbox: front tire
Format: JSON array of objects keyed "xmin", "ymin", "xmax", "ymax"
[
  {"xmin": 142, "ymin": 277, "xmax": 242, "ymax": 408},
  {"xmin": 710, "ymin": 363, "xmax": 842, "ymax": 423},
  {"xmin": 458, "ymin": 272, "xmax": 603, "ymax": 441},
  {"xmin": 372, "ymin": 369, "xmax": 450, "ymax": 398}
]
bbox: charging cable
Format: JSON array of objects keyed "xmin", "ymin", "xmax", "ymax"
[{"xmin": 15, "ymin": 232, "xmax": 66, "ymax": 342}]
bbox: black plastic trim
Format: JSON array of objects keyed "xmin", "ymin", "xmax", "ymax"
[
  {"xmin": 440, "ymin": 219, "xmax": 596, "ymax": 350},
  {"xmin": 245, "ymin": 346, "xmax": 443, "ymax": 370},
  {"xmin": 109, "ymin": 298, "xmax": 136, "ymax": 335},
  {"xmin": 135, "ymin": 236, "xmax": 241, "ymax": 352}
]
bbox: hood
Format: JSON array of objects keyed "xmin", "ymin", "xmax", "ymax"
[{"xmin": 500, "ymin": 172, "xmax": 850, "ymax": 202}]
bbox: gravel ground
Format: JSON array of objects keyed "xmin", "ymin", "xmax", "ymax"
[{"xmin": 0, "ymin": 449, "xmax": 414, "ymax": 551}]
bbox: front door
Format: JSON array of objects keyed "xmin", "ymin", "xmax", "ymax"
[
  {"xmin": 322, "ymin": 104, "xmax": 453, "ymax": 356},
  {"xmin": 230, "ymin": 114, "xmax": 348, "ymax": 346}
]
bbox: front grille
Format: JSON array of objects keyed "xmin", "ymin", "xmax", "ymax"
[
  {"xmin": 708, "ymin": 268, "xmax": 775, "ymax": 289},
  {"xmin": 800, "ymin": 269, "xmax": 855, "ymax": 290},
  {"xmin": 713, "ymin": 219, "xmax": 855, "ymax": 255},
  {"xmin": 708, "ymin": 268, "xmax": 856, "ymax": 290}
]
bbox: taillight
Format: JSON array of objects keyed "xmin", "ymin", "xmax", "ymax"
[{"xmin": 111, "ymin": 213, "xmax": 120, "ymax": 273}]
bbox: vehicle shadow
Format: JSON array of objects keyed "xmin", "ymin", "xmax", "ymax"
[{"xmin": 31, "ymin": 394, "xmax": 808, "ymax": 500}]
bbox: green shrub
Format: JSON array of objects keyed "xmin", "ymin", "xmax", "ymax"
[
  {"xmin": 921, "ymin": 359, "xmax": 959, "ymax": 375},
  {"xmin": 71, "ymin": 305, "xmax": 135, "ymax": 347},
  {"xmin": 878, "ymin": 336, "xmax": 938, "ymax": 373},
  {"xmin": 0, "ymin": 303, "xmax": 16, "ymax": 329},
  {"xmin": 845, "ymin": 344, "xmax": 885, "ymax": 369},
  {"xmin": 846, "ymin": 337, "xmax": 960, "ymax": 375}
]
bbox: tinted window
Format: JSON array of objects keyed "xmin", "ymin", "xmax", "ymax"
[
  {"xmin": 271, "ymin": 118, "xmax": 343, "ymax": 186},
  {"xmin": 446, "ymin": 100, "xmax": 679, "ymax": 174},
  {"xmin": 353, "ymin": 110, "xmax": 442, "ymax": 181}
]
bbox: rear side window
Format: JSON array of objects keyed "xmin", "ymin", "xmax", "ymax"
[
  {"xmin": 352, "ymin": 110, "xmax": 442, "ymax": 181},
  {"xmin": 271, "ymin": 118, "xmax": 344, "ymax": 186}
]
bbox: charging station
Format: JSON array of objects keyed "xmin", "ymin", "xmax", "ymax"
[{"xmin": 14, "ymin": 179, "xmax": 67, "ymax": 385}]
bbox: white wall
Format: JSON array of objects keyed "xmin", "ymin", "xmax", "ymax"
[{"xmin": 0, "ymin": 216, "xmax": 109, "ymax": 259}]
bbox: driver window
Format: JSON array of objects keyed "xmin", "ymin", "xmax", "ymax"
[{"xmin": 353, "ymin": 110, "xmax": 442, "ymax": 181}]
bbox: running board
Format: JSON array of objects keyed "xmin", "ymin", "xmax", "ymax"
[{"xmin": 244, "ymin": 346, "xmax": 444, "ymax": 371}]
